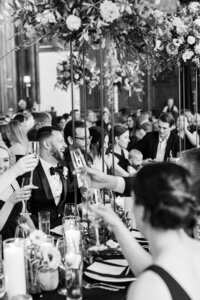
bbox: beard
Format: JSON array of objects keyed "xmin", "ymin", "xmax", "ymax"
[{"xmin": 50, "ymin": 145, "xmax": 64, "ymax": 162}]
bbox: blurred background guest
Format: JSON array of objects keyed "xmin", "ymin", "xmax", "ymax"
[{"xmin": 7, "ymin": 120, "xmax": 29, "ymax": 160}]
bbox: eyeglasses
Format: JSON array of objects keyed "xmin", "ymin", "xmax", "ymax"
[{"xmin": 75, "ymin": 136, "xmax": 92, "ymax": 141}]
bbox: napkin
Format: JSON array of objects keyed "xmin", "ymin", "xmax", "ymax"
[
  {"xmin": 87, "ymin": 261, "xmax": 126, "ymax": 276},
  {"xmin": 50, "ymin": 225, "xmax": 63, "ymax": 236}
]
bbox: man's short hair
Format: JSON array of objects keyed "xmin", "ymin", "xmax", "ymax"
[
  {"xmin": 36, "ymin": 126, "xmax": 61, "ymax": 142},
  {"xmin": 64, "ymin": 120, "xmax": 85, "ymax": 145},
  {"xmin": 159, "ymin": 112, "xmax": 175, "ymax": 127},
  {"xmin": 34, "ymin": 112, "xmax": 52, "ymax": 125}
]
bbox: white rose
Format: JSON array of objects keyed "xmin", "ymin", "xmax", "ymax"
[
  {"xmin": 189, "ymin": 2, "xmax": 200, "ymax": 12},
  {"xmin": 182, "ymin": 50, "xmax": 194, "ymax": 62},
  {"xmin": 194, "ymin": 18, "xmax": 200, "ymax": 27},
  {"xmin": 187, "ymin": 35, "xmax": 196, "ymax": 45},
  {"xmin": 166, "ymin": 43, "xmax": 178, "ymax": 56},
  {"xmin": 195, "ymin": 43, "xmax": 200, "ymax": 54},
  {"xmin": 173, "ymin": 38, "xmax": 182, "ymax": 47},
  {"xmin": 172, "ymin": 17, "xmax": 183, "ymax": 27},
  {"xmin": 100, "ymin": 0, "xmax": 120, "ymax": 23},
  {"xmin": 66, "ymin": 15, "xmax": 81, "ymax": 31}
]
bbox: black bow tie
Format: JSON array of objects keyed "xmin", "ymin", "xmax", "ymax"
[{"xmin": 49, "ymin": 166, "xmax": 63, "ymax": 176}]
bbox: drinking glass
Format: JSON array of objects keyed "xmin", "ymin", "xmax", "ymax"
[
  {"xmin": 86, "ymin": 189, "xmax": 107, "ymax": 251},
  {"xmin": 38, "ymin": 211, "xmax": 50, "ymax": 235},
  {"xmin": 100, "ymin": 188, "xmax": 114, "ymax": 207},
  {"xmin": 70, "ymin": 149, "xmax": 88, "ymax": 188},
  {"xmin": 66, "ymin": 267, "xmax": 82, "ymax": 300},
  {"xmin": 63, "ymin": 203, "xmax": 79, "ymax": 218},
  {"xmin": 27, "ymin": 142, "xmax": 39, "ymax": 189},
  {"xmin": 21, "ymin": 177, "xmax": 33, "ymax": 215},
  {"xmin": 56, "ymin": 238, "xmax": 67, "ymax": 296},
  {"xmin": 0, "ymin": 260, "xmax": 5, "ymax": 299}
]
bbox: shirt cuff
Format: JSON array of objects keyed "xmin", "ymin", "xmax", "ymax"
[{"xmin": 115, "ymin": 176, "xmax": 125, "ymax": 194}]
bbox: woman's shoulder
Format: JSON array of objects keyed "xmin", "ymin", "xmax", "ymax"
[{"xmin": 127, "ymin": 270, "xmax": 171, "ymax": 300}]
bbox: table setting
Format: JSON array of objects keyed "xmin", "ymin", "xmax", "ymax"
[{"xmin": 0, "ymin": 185, "xmax": 149, "ymax": 300}]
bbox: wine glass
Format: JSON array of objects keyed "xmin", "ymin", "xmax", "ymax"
[
  {"xmin": 56, "ymin": 238, "xmax": 67, "ymax": 296},
  {"xmin": 27, "ymin": 142, "xmax": 39, "ymax": 188},
  {"xmin": 86, "ymin": 189, "xmax": 107, "ymax": 251}
]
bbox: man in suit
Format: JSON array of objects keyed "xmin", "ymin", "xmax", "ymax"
[
  {"xmin": 134, "ymin": 112, "xmax": 179, "ymax": 162},
  {"xmin": 29, "ymin": 126, "xmax": 67, "ymax": 228}
]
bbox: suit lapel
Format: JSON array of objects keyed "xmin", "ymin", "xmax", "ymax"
[{"xmin": 37, "ymin": 161, "xmax": 54, "ymax": 200}]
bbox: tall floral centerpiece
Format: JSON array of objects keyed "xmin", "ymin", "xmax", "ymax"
[{"xmin": 153, "ymin": 2, "xmax": 200, "ymax": 74}]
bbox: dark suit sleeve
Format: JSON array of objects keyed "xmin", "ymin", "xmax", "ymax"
[
  {"xmin": 134, "ymin": 134, "xmax": 149, "ymax": 156},
  {"xmin": 123, "ymin": 176, "xmax": 134, "ymax": 196}
]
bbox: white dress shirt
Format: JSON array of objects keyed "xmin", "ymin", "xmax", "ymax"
[
  {"xmin": 155, "ymin": 134, "xmax": 170, "ymax": 162},
  {"xmin": 40, "ymin": 158, "xmax": 62, "ymax": 206}
]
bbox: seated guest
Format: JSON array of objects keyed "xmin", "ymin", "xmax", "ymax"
[
  {"xmin": 163, "ymin": 97, "xmax": 178, "ymax": 115},
  {"xmin": 135, "ymin": 112, "xmax": 179, "ymax": 162},
  {"xmin": 93, "ymin": 163, "xmax": 200, "ymax": 300},
  {"xmin": 176, "ymin": 114, "xmax": 199, "ymax": 151},
  {"xmin": 89, "ymin": 126, "xmax": 124, "ymax": 175},
  {"xmin": 29, "ymin": 126, "xmax": 67, "ymax": 228},
  {"xmin": 109, "ymin": 125, "xmax": 130, "ymax": 177},
  {"xmin": 7, "ymin": 120, "xmax": 29, "ymax": 160},
  {"xmin": 27, "ymin": 112, "xmax": 52, "ymax": 141},
  {"xmin": 127, "ymin": 149, "xmax": 143, "ymax": 175},
  {"xmin": 0, "ymin": 144, "xmax": 36, "ymax": 240}
]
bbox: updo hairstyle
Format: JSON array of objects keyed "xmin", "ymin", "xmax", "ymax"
[
  {"xmin": 109, "ymin": 125, "xmax": 128, "ymax": 144},
  {"xmin": 133, "ymin": 162, "xmax": 200, "ymax": 230}
]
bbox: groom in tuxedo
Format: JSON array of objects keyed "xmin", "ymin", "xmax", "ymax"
[{"xmin": 29, "ymin": 126, "xmax": 68, "ymax": 228}]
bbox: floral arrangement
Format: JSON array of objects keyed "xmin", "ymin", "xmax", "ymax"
[
  {"xmin": 55, "ymin": 53, "xmax": 100, "ymax": 92},
  {"xmin": 153, "ymin": 1, "xmax": 200, "ymax": 73},
  {"xmin": 28, "ymin": 230, "xmax": 61, "ymax": 271}
]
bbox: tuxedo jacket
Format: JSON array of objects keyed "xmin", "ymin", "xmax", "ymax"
[
  {"xmin": 29, "ymin": 161, "xmax": 68, "ymax": 228},
  {"xmin": 134, "ymin": 131, "xmax": 179, "ymax": 161}
]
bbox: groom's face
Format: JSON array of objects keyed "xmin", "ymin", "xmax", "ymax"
[{"xmin": 49, "ymin": 131, "xmax": 66, "ymax": 162}]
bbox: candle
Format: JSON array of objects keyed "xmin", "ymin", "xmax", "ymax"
[
  {"xmin": 3, "ymin": 239, "xmax": 26, "ymax": 299},
  {"xmin": 64, "ymin": 228, "xmax": 81, "ymax": 253}
]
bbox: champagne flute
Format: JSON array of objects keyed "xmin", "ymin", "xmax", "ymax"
[
  {"xmin": 27, "ymin": 142, "xmax": 39, "ymax": 189},
  {"xmin": 21, "ymin": 177, "xmax": 32, "ymax": 215},
  {"xmin": 70, "ymin": 149, "xmax": 88, "ymax": 188},
  {"xmin": 86, "ymin": 189, "xmax": 107, "ymax": 251},
  {"xmin": 56, "ymin": 238, "xmax": 67, "ymax": 296}
]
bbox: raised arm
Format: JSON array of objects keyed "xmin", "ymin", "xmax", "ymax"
[
  {"xmin": 92, "ymin": 205, "xmax": 152, "ymax": 276},
  {"xmin": 0, "ymin": 154, "xmax": 38, "ymax": 193}
]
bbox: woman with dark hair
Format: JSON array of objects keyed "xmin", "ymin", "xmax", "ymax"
[
  {"xmin": 93, "ymin": 163, "xmax": 200, "ymax": 300},
  {"xmin": 109, "ymin": 125, "xmax": 130, "ymax": 176},
  {"xmin": 89, "ymin": 126, "xmax": 125, "ymax": 174}
]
